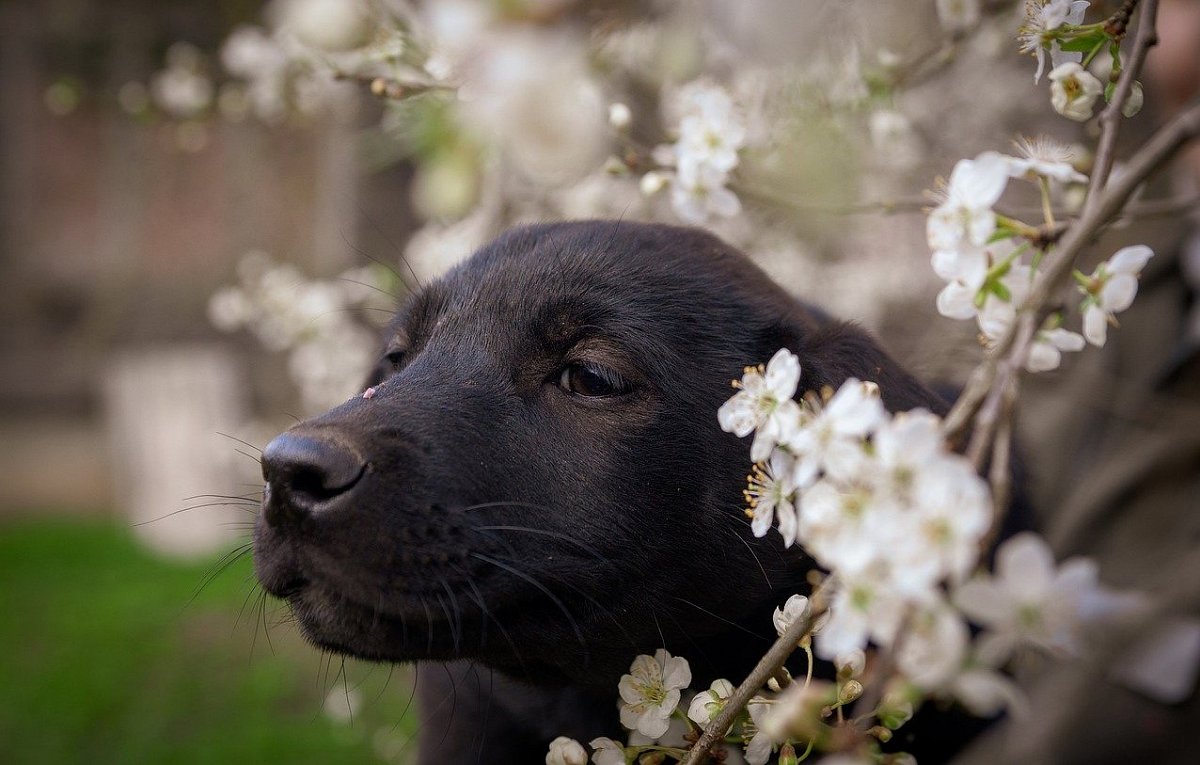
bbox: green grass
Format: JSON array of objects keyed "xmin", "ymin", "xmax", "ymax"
[{"xmin": 0, "ymin": 519, "xmax": 419, "ymax": 765}]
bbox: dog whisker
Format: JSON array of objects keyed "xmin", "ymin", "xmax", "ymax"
[
  {"xmin": 469, "ymin": 552, "xmax": 588, "ymax": 662},
  {"xmin": 473, "ymin": 524, "xmax": 606, "ymax": 561},
  {"xmin": 215, "ymin": 432, "xmax": 264, "ymax": 454}
]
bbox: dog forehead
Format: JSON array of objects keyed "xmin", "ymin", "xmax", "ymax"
[{"xmin": 440, "ymin": 221, "xmax": 760, "ymax": 317}]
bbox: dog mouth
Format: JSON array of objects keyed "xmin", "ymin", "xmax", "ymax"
[{"xmin": 252, "ymin": 508, "xmax": 600, "ymax": 667}]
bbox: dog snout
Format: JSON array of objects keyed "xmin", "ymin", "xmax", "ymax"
[{"xmin": 261, "ymin": 430, "xmax": 366, "ymax": 525}]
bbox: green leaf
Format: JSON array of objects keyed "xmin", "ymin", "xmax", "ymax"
[{"xmin": 1059, "ymin": 30, "xmax": 1109, "ymax": 53}]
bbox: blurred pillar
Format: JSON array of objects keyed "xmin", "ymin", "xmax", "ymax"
[{"xmin": 103, "ymin": 344, "xmax": 252, "ymax": 558}]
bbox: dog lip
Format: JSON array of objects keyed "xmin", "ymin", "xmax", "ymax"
[{"xmin": 275, "ymin": 575, "xmax": 309, "ymax": 598}]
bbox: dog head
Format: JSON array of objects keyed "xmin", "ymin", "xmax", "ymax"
[{"xmin": 253, "ymin": 221, "xmax": 945, "ymax": 688}]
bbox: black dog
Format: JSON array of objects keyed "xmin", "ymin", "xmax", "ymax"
[{"xmin": 253, "ymin": 221, "xmax": 970, "ymax": 762}]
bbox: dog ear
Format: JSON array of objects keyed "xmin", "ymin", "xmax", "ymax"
[{"xmin": 764, "ymin": 303, "xmax": 951, "ymax": 416}]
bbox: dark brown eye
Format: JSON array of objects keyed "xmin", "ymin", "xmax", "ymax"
[
  {"xmin": 558, "ymin": 362, "xmax": 631, "ymax": 398},
  {"xmin": 383, "ymin": 349, "xmax": 405, "ymax": 372}
]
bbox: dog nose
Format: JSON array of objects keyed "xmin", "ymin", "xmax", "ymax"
[{"xmin": 261, "ymin": 431, "xmax": 365, "ymax": 525}]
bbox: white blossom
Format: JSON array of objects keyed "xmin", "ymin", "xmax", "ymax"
[
  {"xmin": 1027, "ymin": 327, "xmax": 1086, "ymax": 372},
  {"xmin": 280, "ymin": 0, "xmax": 372, "ymax": 53},
  {"xmin": 745, "ymin": 451, "xmax": 800, "ymax": 545},
  {"xmin": 207, "ymin": 286, "xmax": 252, "ymax": 332},
  {"xmin": 217, "ymin": 22, "xmax": 311, "ymax": 123},
  {"xmin": 608, "ymin": 102, "xmax": 632, "ymax": 129},
  {"xmin": 893, "ymin": 456, "xmax": 992, "ymax": 590},
  {"xmin": 658, "ymin": 80, "xmax": 746, "ymax": 224},
  {"xmin": 797, "ymin": 477, "xmax": 884, "ymax": 576},
  {"xmin": 926, "ymin": 153, "xmax": 1010, "ymax": 254},
  {"xmin": 1019, "ymin": 1, "xmax": 1091, "ymax": 83},
  {"xmin": 1080, "ymin": 245, "xmax": 1154, "ymax": 346},
  {"xmin": 786, "ymin": 379, "xmax": 884, "ymax": 484},
  {"xmin": 686, "ymin": 678, "xmax": 735, "ymax": 724},
  {"xmin": 1049, "ymin": 62, "xmax": 1103, "ymax": 122},
  {"xmin": 458, "ymin": 31, "xmax": 607, "ymax": 185},
  {"xmin": 150, "ymin": 44, "xmax": 213, "ymax": 119},
  {"xmin": 933, "ymin": 245, "xmax": 990, "ymax": 320},
  {"xmin": 815, "ymin": 567, "xmax": 907, "ymax": 659},
  {"xmin": 718, "ymin": 348, "xmax": 802, "ymax": 463},
  {"xmin": 772, "ymin": 594, "xmax": 811, "ymax": 637},
  {"xmin": 676, "ymin": 111, "xmax": 744, "ymax": 175},
  {"xmin": 546, "ymin": 736, "xmax": 588, "ymax": 765},
  {"xmin": 669, "ymin": 161, "xmax": 742, "ymax": 224},
  {"xmin": 639, "ymin": 171, "xmax": 669, "ymax": 196},
  {"xmin": 949, "ymin": 667, "xmax": 1028, "ymax": 717},
  {"xmin": 617, "ymin": 649, "xmax": 691, "ymax": 739},
  {"xmin": 1005, "ymin": 135, "xmax": 1088, "ymax": 184},
  {"xmin": 896, "ymin": 599, "xmax": 969, "ymax": 689},
  {"xmin": 744, "ymin": 698, "xmax": 777, "ymax": 765},
  {"xmin": 954, "ymin": 532, "xmax": 1111, "ymax": 663},
  {"xmin": 977, "ymin": 264, "xmax": 1034, "ymax": 345},
  {"xmin": 1122, "ymin": 81, "xmax": 1145, "ymax": 118},
  {"xmin": 870, "ymin": 409, "xmax": 945, "ymax": 500},
  {"xmin": 835, "ymin": 649, "xmax": 866, "ymax": 678},
  {"xmin": 588, "ymin": 737, "xmax": 625, "ymax": 765}
]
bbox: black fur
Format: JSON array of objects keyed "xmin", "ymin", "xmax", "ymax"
[{"xmin": 253, "ymin": 221, "xmax": 980, "ymax": 762}]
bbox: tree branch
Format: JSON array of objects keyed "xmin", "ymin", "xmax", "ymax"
[
  {"xmin": 681, "ymin": 595, "xmax": 827, "ymax": 765},
  {"xmin": 1084, "ymin": 0, "xmax": 1159, "ymax": 218},
  {"xmin": 943, "ymin": 95, "xmax": 1200, "ymax": 442}
]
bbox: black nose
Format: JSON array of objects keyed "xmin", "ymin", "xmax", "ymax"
[{"xmin": 261, "ymin": 431, "xmax": 366, "ymax": 526}]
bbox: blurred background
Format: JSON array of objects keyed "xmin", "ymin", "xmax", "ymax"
[{"xmin": 0, "ymin": 0, "xmax": 1196, "ymax": 762}]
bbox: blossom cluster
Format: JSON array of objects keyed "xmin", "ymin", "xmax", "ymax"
[
  {"xmin": 543, "ymin": 352, "xmax": 1133, "ymax": 763},
  {"xmin": 207, "ymin": 251, "xmax": 393, "ymax": 413},
  {"xmin": 1018, "ymin": 1, "xmax": 1143, "ymax": 122},
  {"xmin": 927, "ymin": 139, "xmax": 1153, "ymax": 370},
  {"xmin": 575, "ymin": 354, "xmax": 1128, "ymax": 764},
  {"xmin": 640, "ymin": 81, "xmax": 748, "ymax": 224}
]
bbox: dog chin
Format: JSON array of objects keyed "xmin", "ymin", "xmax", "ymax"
[{"xmin": 286, "ymin": 585, "xmax": 457, "ymax": 664}]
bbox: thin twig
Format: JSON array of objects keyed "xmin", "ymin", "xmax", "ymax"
[
  {"xmin": 943, "ymin": 95, "xmax": 1200, "ymax": 441},
  {"xmin": 681, "ymin": 593, "xmax": 828, "ymax": 765},
  {"xmin": 980, "ymin": 381, "xmax": 1017, "ymax": 553},
  {"xmin": 1084, "ymin": 0, "xmax": 1158, "ymax": 218}
]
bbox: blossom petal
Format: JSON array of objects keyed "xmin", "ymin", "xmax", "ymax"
[
  {"xmin": 744, "ymin": 732, "xmax": 773, "ymax": 765},
  {"xmin": 660, "ymin": 653, "xmax": 692, "ymax": 690},
  {"xmin": 1108, "ymin": 244, "xmax": 1153, "ymax": 274},
  {"xmin": 1083, "ymin": 303, "xmax": 1108, "ymax": 346},
  {"xmin": 953, "ymin": 668, "xmax": 1027, "ymax": 717},
  {"xmin": 996, "ymin": 532, "xmax": 1056, "ymax": 601},
  {"xmin": 953, "ymin": 577, "xmax": 1014, "ymax": 627},
  {"xmin": 950, "ymin": 152, "xmax": 1010, "ymax": 208},
  {"xmin": 764, "ymin": 348, "xmax": 801, "ymax": 399},
  {"xmin": 937, "ymin": 281, "xmax": 980, "ymax": 319},
  {"xmin": 1026, "ymin": 340, "xmax": 1062, "ymax": 372},
  {"xmin": 1100, "ymin": 273, "xmax": 1138, "ymax": 313}
]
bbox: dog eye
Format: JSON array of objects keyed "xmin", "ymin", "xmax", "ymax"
[
  {"xmin": 383, "ymin": 349, "xmax": 406, "ymax": 371},
  {"xmin": 558, "ymin": 362, "xmax": 631, "ymax": 398}
]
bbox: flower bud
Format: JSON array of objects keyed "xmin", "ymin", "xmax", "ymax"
[
  {"xmin": 838, "ymin": 680, "xmax": 864, "ymax": 704},
  {"xmin": 546, "ymin": 736, "xmax": 587, "ymax": 765},
  {"xmin": 835, "ymin": 649, "xmax": 866, "ymax": 679},
  {"xmin": 609, "ymin": 102, "xmax": 632, "ymax": 129},
  {"xmin": 778, "ymin": 742, "xmax": 799, "ymax": 765},
  {"xmin": 1049, "ymin": 63, "xmax": 1103, "ymax": 121},
  {"xmin": 640, "ymin": 171, "xmax": 668, "ymax": 196},
  {"xmin": 1122, "ymin": 81, "xmax": 1144, "ymax": 118}
]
